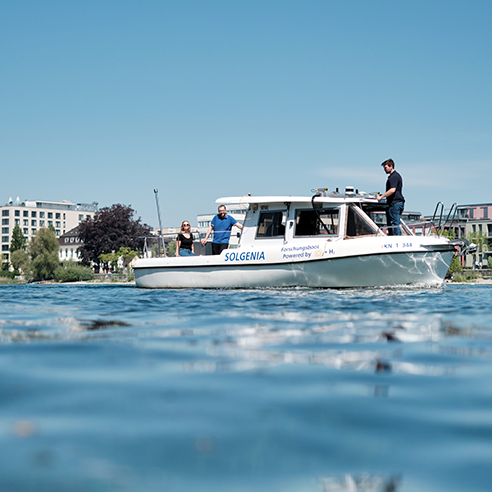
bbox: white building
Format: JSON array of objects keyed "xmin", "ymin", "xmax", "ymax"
[
  {"xmin": 1, "ymin": 198, "xmax": 98, "ymax": 263},
  {"xmin": 58, "ymin": 226, "xmax": 85, "ymax": 262}
]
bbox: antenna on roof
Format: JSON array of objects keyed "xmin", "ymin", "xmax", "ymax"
[{"xmin": 154, "ymin": 189, "xmax": 166, "ymax": 257}]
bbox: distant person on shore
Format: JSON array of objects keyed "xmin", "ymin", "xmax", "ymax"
[
  {"xmin": 377, "ymin": 158, "xmax": 405, "ymax": 235},
  {"xmin": 201, "ymin": 205, "xmax": 243, "ymax": 255},
  {"xmin": 176, "ymin": 221, "xmax": 195, "ymax": 257}
]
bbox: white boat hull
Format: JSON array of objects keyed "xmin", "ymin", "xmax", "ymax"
[{"xmin": 134, "ymin": 249, "xmax": 454, "ymax": 289}]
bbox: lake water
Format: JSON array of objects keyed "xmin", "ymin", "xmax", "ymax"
[{"xmin": 1, "ymin": 284, "xmax": 491, "ymax": 492}]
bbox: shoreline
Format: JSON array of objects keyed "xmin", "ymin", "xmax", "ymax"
[
  {"xmin": 2, "ymin": 278, "xmax": 492, "ymax": 287},
  {"xmin": 446, "ymin": 277, "xmax": 492, "ymax": 285}
]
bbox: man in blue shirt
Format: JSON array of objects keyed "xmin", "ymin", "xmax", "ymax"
[
  {"xmin": 377, "ymin": 158, "xmax": 405, "ymax": 235},
  {"xmin": 201, "ymin": 205, "xmax": 244, "ymax": 255}
]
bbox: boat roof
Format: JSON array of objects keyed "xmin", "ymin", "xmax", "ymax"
[{"xmin": 216, "ymin": 193, "xmax": 380, "ymax": 205}]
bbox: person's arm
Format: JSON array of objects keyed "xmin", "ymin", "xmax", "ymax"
[
  {"xmin": 234, "ymin": 222, "xmax": 243, "ymax": 230},
  {"xmin": 191, "ymin": 234, "xmax": 195, "ymax": 254},
  {"xmin": 377, "ymin": 188, "xmax": 396, "ymax": 202},
  {"xmin": 201, "ymin": 224, "xmax": 214, "ymax": 246}
]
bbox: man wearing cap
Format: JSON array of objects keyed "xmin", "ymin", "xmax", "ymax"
[{"xmin": 377, "ymin": 158, "xmax": 405, "ymax": 235}]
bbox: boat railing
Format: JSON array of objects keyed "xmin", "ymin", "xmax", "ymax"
[
  {"xmin": 425, "ymin": 202, "xmax": 458, "ymax": 237},
  {"xmin": 137, "ymin": 231, "xmax": 203, "ymax": 258},
  {"xmin": 379, "ymin": 220, "xmax": 413, "ymax": 236}
]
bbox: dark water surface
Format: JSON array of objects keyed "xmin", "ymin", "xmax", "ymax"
[{"xmin": 1, "ymin": 284, "xmax": 492, "ymax": 491}]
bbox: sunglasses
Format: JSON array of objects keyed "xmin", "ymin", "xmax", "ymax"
[{"xmin": 183, "ymin": 224, "xmax": 190, "ymax": 226}]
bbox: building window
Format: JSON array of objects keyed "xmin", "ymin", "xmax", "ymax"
[
  {"xmin": 2, "ymin": 227, "xmax": 9, "ymax": 234},
  {"xmin": 2, "ymin": 245, "xmax": 8, "ymax": 251},
  {"xmin": 56, "ymin": 230, "xmax": 60, "ymax": 236},
  {"xmin": 23, "ymin": 219, "xmax": 28, "ymax": 226},
  {"xmin": 2, "ymin": 236, "xmax": 9, "ymax": 243},
  {"xmin": 63, "ymin": 213, "xmax": 66, "ymax": 220},
  {"xmin": 31, "ymin": 220, "xmax": 37, "ymax": 226},
  {"xmin": 31, "ymin": 211, "xmax": 37, "ymax": 218},
  {"xmin": 482, "ymin": 207, "xmax": 488, "ymax": 219},
  {"xmin": 40, "ymin": 220, "xmax": 45, "ymax": 227},
  {"xmin": 79, "ymin": 214, "xmax": 84, "ymax": 221},
  {"xmin": 469, "ymin": 209, "xmax": 474, "ymax": 219},
  {"xmin": 23, "ymin": 211, "xmax": 28, "ymax": 217},
  {"xmin": 479, "ymin": 225, "xmax": 483, "ymax": 232},
  {"xmin": 473, "ymin": 225, "xmax": 476, "ymax": 232},
  {"xmin": 2, "ymin": 210, "xmax": 9, "ymax": 216},
  {"xmin": 14, "ymin": 210, "xmax": 20, "ymax": 217},
  {"xmin": 65, "ymin": 238, "xmax": 69, "ymax": 243},
  {"xmin": 15, "ymin": 219, "xmax": 20, "ymax": 225},
  {"xmin": 23, "ymin": 228, "xmax": 28, "ymax": 235},
  {"xmin": 48, "ymin": 212, "xmax": 53, "ymax": 219},
  {"xmin": 2, "ymin": 219, "xmax": 9, "ymax": 226},
  {"xmin": 40, "ymin": 212, "xmax": 45, "ymax": 218},
  {"xmin": 48, "ymin": 221, "xmax": 53, "ymax": 226},
  {"xmin": 56, "ymin": 221, "xmax": 61, "ymax": 228},
  {"xmin": 56, "ymin": 213, "xmax": 61, "ymax": 219},
  {"xmin": 31, "ymin": 229, "xmax": 36, "ymax": 235}
]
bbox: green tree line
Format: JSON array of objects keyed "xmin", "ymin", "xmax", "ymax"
[{"xmin": 5, "ymin": 203, "xmax": 148, "ymax": 282}]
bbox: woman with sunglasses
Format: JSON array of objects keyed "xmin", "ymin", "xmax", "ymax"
[{"xmin": 176, "ymin": 221, "xmax": 195, "ymax": 257}]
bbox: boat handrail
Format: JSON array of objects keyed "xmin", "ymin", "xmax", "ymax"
[
  {"xmin": 137, "ymin": 230, "xmax": 201, "ymax": 239},
  {"xmin": 431, "ymin": 202, "xmax": 445, "ymax": 236},
  {"xmin": 381, "ymin": 222, "xmax": 413, "ymax": 236},
  {"xmin": 138, "ymin": 230, "xmax": 202, "ymax": 258},
  {"xmin": 442, "ymin": 203, "xmax": 458, "ymax": 234},
  {"xmin": 429, "ymin": 202, "xmax": 458, "ymax": 237}
]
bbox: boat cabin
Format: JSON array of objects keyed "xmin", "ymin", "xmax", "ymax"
[{"xmin": 226, "ymin": 194, "xmax": 398, "ymax": 250}]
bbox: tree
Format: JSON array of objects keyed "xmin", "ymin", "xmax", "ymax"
[
  {"xmin": 99, "ymin": 246, "xmax": 138, "ymax": 272},
  {"xmin": 11, "ymin": 249, "xmax": 29, "ymax": 272},
  {"xmin": 0, "ymin": 253, "xmax": 8, "ymax": 271},
  {"xmin": 28, "ymin": 227, "xmax": 60, "ymax": 280},
  {"xmin": 10, "ymin": 224, "xmax": 27, "ymax": 253},
  {"xmin": 167, "ymin": 240, "xmax": 177, "ymax": 257},
  {"xmin": 466, "ymin": 231, "xmax": 488, "ymax": 254},
  {"xmin": 446, "ymin": 254, "xmax": 463, "ymax": 278},
  {"xmin": 78, "ymin": 204, "xmax": 151, "ymax": 266}
]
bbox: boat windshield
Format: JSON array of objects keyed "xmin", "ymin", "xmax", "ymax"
[
  {"xmin": 295, "ymin": 208, "xmax": 339, "ymax": 236},
  {"xmin": 346, "ymin": 205, "xmax": 379, "ymax": 237}
]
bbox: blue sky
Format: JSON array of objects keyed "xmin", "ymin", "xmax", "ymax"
[{"xmin": 1, "ymin": 0, "xmax": 491, "ymax": 228}]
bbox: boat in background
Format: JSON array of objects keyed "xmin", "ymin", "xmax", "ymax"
[{"xmin": 134, "ymin": 188, "xmax": 474, "ymax": 289}]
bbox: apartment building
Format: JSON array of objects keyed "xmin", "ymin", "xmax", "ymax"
[
  {"xmin": 1, "ymin": 198, "xmax": 98, "ymax": 263},
  {"xmin": 451, "ymin": 203, "xmax": 492, "ymax": 267}
]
